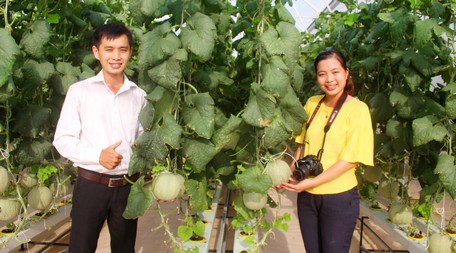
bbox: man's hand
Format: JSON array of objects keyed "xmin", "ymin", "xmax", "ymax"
[{"xmin": 99, "ymin": 141, "xmax": 123, "ymax": 170}]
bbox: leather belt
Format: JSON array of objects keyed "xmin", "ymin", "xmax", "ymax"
[{"xmin": 77, "ymin": 167, "xmax": 139, "ymax": 187}]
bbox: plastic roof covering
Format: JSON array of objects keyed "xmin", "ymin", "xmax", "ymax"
[{"xmin": 286, "ymin": 0, "xmax": 345, "ymax": 31}]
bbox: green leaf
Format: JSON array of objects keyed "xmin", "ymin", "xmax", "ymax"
[
  {"xmin": 178, "ymin": 225, "xmax": 194, "ymax": 241},
  {"xmin": 445, "ymin": 95, "xmax": 456, "ymax": 119},
  {"xmin": 369, "ymin": 93, "xmax": 393, "ymax": 123},
  {"xmin": 212, "ymin": 115, "xmax": 242, "ymax": 152},
  {"xmin": 138, "ymin": 22, "xmax": 181, "ymax": 67},
  {"xmin": 264, "ymin": 109, "xmax": 290, "ymax": 148},
  {"xmin": 185, "ymin": 178, "xmax": 208, "ymax": 211},
  {"xmin": 123, "ymin": 177, "xmax": 154, "ymax": 219},
  {"xmin": 0, "ymin": 29, "xmax": 20, "ymax": 87},
  {"xmin": 193, "ymin": 68, "xmax": 234, "ymax": 91},
  {"xmin": 22, "ymin": 60, "xmax": 55, "ymax": 90},
  {"xmin": 37, "ymin": 164, "xmax": 58, "ymax": 185},
  {"xmin": 19, "ymin": 20, "xmax": 51, "ymax": 58},
  {"xmin": 434, "ymin": 154, "xmax": 456, "ymax": 199},
  {"xmin": 140, "ymin": 0, "xmax": 166, "ymax": 17},
  {"xmin": 385, "ymin": 119, "xmax": 404, "ymax": 139},
  {"xmin": 242, "ymin": 82, "xmax": 276, "ymax": 127},
  {"xmin": 15, "ymin": 139, "xmax": 53, "ymax": 166},
  {"xmin": 138, "ymin": 103, "xmax": 155, "ymax": 131},
  {"xmin": 193, "ymin": 220, "xmax": 206, "ymax": 236},
  {"xmin": 182, "ymin": 93, "xmax": 215, "ymax": 139},
  {"xmin": 412, "ymin": 115, "xmax": 448, "ymax": 147},
  {"xmin": 157, "ymin": 114, "xmax": 183, "ymax": 149},
  {"xmin": 13, "ymin": 105, "xmax": 52, "ymax": 138},
  {"xmin": 237, "ymin": 166, "xmax": 272, "ymax": 194},
  {"xmin": 180, "ymin": 12, "xmax": 216, "ymax": 62},
  {"xmin": 403, "ymin": 68, "xmax": 422, "ymax": 92},
  {"xmin": 146, "ymin": 86, "xmax": 178, "ymax": 123},
  {"xmin": 182, "ymin": 138, "xmax": 217, "ymax": 172},
  {"xmin": 147, "ymin": 57, "xmax": 182, "ymax": 90},
  {"xmin": 52, "ymin": 61, "xmax": 80, "ymax": 95},
  {"xmin": 259, "ymin": 22, "xmax": 301, "ymax": 60},
  {"xmin": 129, "ymin": 130, "xmax": 168, "ymax": 174},
  {"xmin": 275, "ymin": 5, "xmax": 295, "ymax": 24},
  {"xmin": 389, "ymin": 9, "xmax": 410, "ymax": 40},
  {"xmin": 261, "ymin": 61, "xmax": 289, "ymax": 98},
  {"xmin": 402, "ymin": 50, "xmax": 433, "ymax": 77},
  {"xmin": 279, "ymin": 87, "xmax": 308, "ymax": 134},
  {"xmin": 415, "ymin": 19, "xmax": 438, "ymax": 48},
  {"xmin": 389, "ymin": 90, "xmax": 423, "ymax": 119}
]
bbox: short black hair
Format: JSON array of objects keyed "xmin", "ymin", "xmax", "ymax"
[{"xmin": 92, "ymin": 23, "xmax": 132, "ymax": 48}]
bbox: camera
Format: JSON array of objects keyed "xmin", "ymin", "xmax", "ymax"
[{"xmin": 292, "ymin": 155, "xmax": 323, "ymax": 181}]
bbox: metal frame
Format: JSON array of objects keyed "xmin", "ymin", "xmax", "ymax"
[{"xmin": 358, "ymin": 216, "xmax": 410, "ymax": 253}]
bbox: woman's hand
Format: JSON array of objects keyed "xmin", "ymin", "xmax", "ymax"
[{"xmin": 280, "ymin": 177, "xmax": 313, "ymax": 193}]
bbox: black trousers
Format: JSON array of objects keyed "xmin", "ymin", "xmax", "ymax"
[
  {"xmin": 69, "ymin": 176, "xmax": 138, "ymax": 253},
  {"xmin": 297, "ymin": 187, "xmax": 359, "ymax": 253}
]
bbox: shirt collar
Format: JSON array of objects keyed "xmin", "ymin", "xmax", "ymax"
[{"xmin": 94, "ymin": 70, "xmax": 138, "ymax": 93}]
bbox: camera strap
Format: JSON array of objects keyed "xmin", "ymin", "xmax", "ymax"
[{"xmin": 305, "ymin": 92, "xmax": 348, "ymax": 160}]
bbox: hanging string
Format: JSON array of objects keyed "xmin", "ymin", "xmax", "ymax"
[{"xmin": 435, "ymin": 190, "xmax": 446, "ymax": 231}]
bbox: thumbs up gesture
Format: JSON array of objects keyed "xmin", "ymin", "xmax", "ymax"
[{"xmin": 99, "ymin": 141, "xmax": 123, "ymax": 170}]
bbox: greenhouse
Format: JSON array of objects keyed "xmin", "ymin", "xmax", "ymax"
[{"xmin": 0, "ymin": 0, "xmax": 455, "ymax": 252}]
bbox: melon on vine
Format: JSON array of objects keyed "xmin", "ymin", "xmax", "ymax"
[
  {"xmin": 363, "ymin": 166, "xmax": 382, "ymax": 183},
  {"xmin": 19, "ymin": 172, "xmax": 38, "ymax": 189},
  {"xmin": 242, "ymin": 192, "xmax": 268, "ymax": 210},
  {"xmin": 50, "ymin": 179, "xmax": 72, "ymax": 197},
  {"xmin": 175, "ymin": 174, "xmax": 186, "ymax": 197},
  {"xmin": 264, "ymin": 159, "xmax": 291, "ymax": 186},
  {"xmin": 428, "ymin": 233, "xmax": 453, "ymax": 253},
  {"xmin": 0, "ymin": 199, "xmax": 20, "ymax": 221},
  {"xmin": 0, "ymin": 166, "xmax": 10, "ymax": 194},
  {"xmin": 388, "ymin": 202, "xmax": 413, "ymax": 225},
  {"xmin": 152, "ymin": 172, "xmax": 183, "ymax": 201},
  {"xmin": 28, "ymin": 186, "xmax": 53, "ymax": 210},
  {"xmin": 378, "ymin": 180, "xmax": 400, "ymax": 199}
]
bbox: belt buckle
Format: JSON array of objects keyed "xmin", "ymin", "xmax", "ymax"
[{"xmin": 108, "ymin": 177, "xmax": 126, "ymax": 187}]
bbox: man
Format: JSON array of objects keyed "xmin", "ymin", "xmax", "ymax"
[{"xmin": 53, "ymin": 23, "xmax": 146, "ymax": 253}]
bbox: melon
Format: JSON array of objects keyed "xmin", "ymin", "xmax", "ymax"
[
  {"xmin": 264, "ymin": 160, "xmax": 291, "ymax": 186},
  {"xmin": 20, "ymin": 172, "xmax": 38, "ymax": 189},
  {"xmin": 28, "ymin": 186, "xmax": 53, "ymax": 210},
  {"xmin": 388, "ymin": 202, "xmax": 413, "ymax": 225},
  {"xmin": 242, "ymin": 192, "xmax": 268, "ymax": 210},
  {"xmin": 0, "ymin": 166, "xmax": 10, "ymax": 194},
  {"xmin": 0, "ymin": 199, "xmax": 20, "ymax": 221},
  {"xmin": 152, "ymin": 172, "xmax": 182, "ymax": 201},
  {"xmin": 363, "ymin": 166, "xmax": 382, "ymax": 182},
  {"xmin": 428, "ymin": 233, "xmax": 453, "ymax": 253},
  {"xmin": 378, "ymin": 180, "xmax": 400, "ymax": 199},
  {"xmin": 50, "ymin": 179, "xmax": 72, "ymax": 197},
  {"xmin": 175, "ymin": 174, "xmax": 186, "ymax": 197}
]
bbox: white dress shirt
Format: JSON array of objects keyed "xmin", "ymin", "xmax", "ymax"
[{"xmin": 53, "ymin": 71, "xmax": 147, "ymax": 175}]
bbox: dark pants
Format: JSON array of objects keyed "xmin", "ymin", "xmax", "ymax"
[
  {"xmin": 297, "ymin": 187, "xmax": 359, "ymax": 253},
  {"xmin": 69, "ymin": 176, "xmax": 138, "ymax": 253}
]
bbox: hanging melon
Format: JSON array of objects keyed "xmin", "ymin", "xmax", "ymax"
[
  {"xmin": 378, "ymin": 180, "xmax": 400, "ymax": 199},
  {"xmin": 264, "ymin": 159, "xmax": 291, "ymax": 186},
  {"xmin": 428, "ymin": 233, "xmax": 453, "ymax": 253},
  {"xmin": 0, "ymin": 166, "xmax": 10, "ymax": 194},
  {"xmin": 388, "ymin": 202, "xmax": 413, "ymax": 225},
  {"xmin": 152, "ymin": 172, "xmax": 183, "ymax": 201},
  {"xmin": 242, "ymin": 192, "xmax": 268, "ymax": 210},
  {"xmin": 28, "ymin": 186, "xmax": 53, "ymax": 210},
  {"xmin": 0, "ymin": 199, "xmax": 20, "ymax": 221}
]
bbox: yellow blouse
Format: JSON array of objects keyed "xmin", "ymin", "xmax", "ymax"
[{"xmin": 295, "ymin": 95, "xmax": 374, "ymax": 194}]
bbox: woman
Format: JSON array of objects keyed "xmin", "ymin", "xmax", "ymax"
[{"xmin": 281, "ymin": 49, "xmax": 374, "ymax": 253}]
